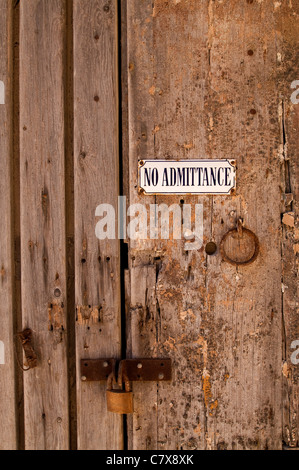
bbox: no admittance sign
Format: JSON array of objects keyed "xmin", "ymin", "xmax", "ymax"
[{"xmin": 139, "ymin": 160, "xmax": 236, "ymax": 195}]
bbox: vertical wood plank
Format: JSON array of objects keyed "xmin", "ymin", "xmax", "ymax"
[
  {"xmin": 74, "ymin": 0, "xmax": 122, "ymax": 450},
  {"xmin": 202, "ymin": 0, "xmax": 282, "ymax": 449},
  {"xmin": 277, "ymin": 1, "xmax": 299, "ymax": 448},
  {"xmin": 0, "ymin": 0, "xmax": 17, "ymax": 450},
  {"xmin": 20, "ymin": 0, "xmax": 69, "ymax": 450},
  {"xmin": 126, "ymin": 0, "xmax": 284, "ymax": 450},
  {"xmin": 126, "ymin": 0, "xmax": 211, "ymax": 450}
]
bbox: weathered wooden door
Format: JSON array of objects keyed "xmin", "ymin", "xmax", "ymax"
[
  {"xmin": 124, "ymin": 0, "xmax": 299, "ymax": 451},
  {"xmin": 0, "ymin": 0, "xmax": 298, "ymax": 451}
]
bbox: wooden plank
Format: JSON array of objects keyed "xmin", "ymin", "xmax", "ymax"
[
  {"xmin": 74, "ymin": 0, "xmax": 122, "ymax": 450},
  {"xmin": 0, "ymin": 0, "xmax": 17, "ymax": 450},
  {"xmin": 277, "ymin": 1, "xmax": 299, "ymax": 448},
  {"xmin": 126, "ymin": 0, "xmax": 283, "ymax": 450},
  {"xmin": 201, "ymin": 0, "xmax": 282, "ymax": 450},
  {"xmin": 19, "ymin": 0, "xmax": 69, "ymax": 450}
]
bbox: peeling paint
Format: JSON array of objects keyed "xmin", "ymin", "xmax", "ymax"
[
  {"xmin": 282, "ymin": 362, "xmax": 290, "ymax": 379},
  {"xmin": 202, "ymin": 369, "xmax": 218, "ymax": 416},
  {"xmin": 282, "ymin": 212, "xmax": 295, "ymax": 228}
]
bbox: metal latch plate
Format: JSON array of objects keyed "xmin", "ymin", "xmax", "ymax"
[{"xmin": 81, "ymin": 358, "xmax": 172, "ymax": 382}]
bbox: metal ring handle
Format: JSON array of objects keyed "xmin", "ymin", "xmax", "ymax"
[{"xmin": 220, "ymin": 226, "xmax": 259, "ymax": 267}]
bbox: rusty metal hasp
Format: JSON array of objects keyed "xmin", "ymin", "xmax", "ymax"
[{"xmin": 80, "ymin": 358, "xmax": 172, "ymax": 382}]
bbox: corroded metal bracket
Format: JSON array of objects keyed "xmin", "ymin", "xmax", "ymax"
[{"xmin": 80, "ymin": 358, "xmax": 172, "ymax": 382}]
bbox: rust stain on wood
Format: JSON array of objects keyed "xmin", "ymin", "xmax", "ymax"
[
  {"xmin": 76, "ymin": 305, "xmax": 101, "ymax": 325},
  {"xmin": 17, "ymin": 329, "xmax": 38, "ymax": 369},
  {"xmin": 48, "ymin": 303, "xmax": 65, "ymax": 331}
]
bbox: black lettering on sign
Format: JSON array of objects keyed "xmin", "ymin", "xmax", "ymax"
[{"xmin": 140, "ymin": 160, "xmax": 236, "ymax": 195}]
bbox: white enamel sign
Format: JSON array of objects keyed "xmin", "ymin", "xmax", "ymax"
[{"xmin": 139, "ymin": 159, "xmax": 236, "ymax": 195}]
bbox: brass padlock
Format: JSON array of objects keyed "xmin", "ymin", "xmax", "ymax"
[{"xmin": 106, "ymin": 361, "xmax": 133, "ymax": 414}]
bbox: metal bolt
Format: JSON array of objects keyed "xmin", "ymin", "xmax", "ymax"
[
  {"xmin": 81, "ymin": 376, "xmax": 87, "ymax": 382},
  {"xmin": 158, "ymin": 373, "xmax": 165, "ymax": 380},
  {"xmin": 137, "ymin": 363, "xmax": 143, "ymax": 369}
]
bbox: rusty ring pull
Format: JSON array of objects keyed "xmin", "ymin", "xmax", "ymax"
[{"xmin": 220, "ymin": 218, "xmax": 259, "ymax": 267}]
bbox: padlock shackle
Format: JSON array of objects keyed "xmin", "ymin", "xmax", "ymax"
[
  {"xmin": 107, "ymin": 372, "xmax": 114, "ymax": 391},
  {"xmin": 118, "ymin": 360, "xmax": 131, "ymax": 392},
  {"xmin": 106, "ymin": 359, "xmax": 117, "ymax": 391}
]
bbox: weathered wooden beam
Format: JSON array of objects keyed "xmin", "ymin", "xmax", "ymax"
[
  {"xmin": 20, "ymin": 0, "xmax": 69, "ymax": 450},
  {"xmin": 0, "ymin": 0, "xmax": 17, "ymax": 450},
  {"xmin": 74, "ymin": 0, "xmax": 122, "ymax": 450}
]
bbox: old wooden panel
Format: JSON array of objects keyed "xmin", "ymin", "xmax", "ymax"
[
  {"xmin": 277, "ymin": 1, "xmax": 299, "ymax": 448},
  {"xmin": 74, "ymin": 0, "xmax": 122, "ymax": 450},
  {"xmin": 19, "ymin": 0, "xmax": 69, "ymax": 449},
  {"xmin": 126, "ymin": 0, "xmax": 284, "ymax": 450},
  {"xmin": 0, "ymin": 0, "xmax": 17, "ymax": 450}
]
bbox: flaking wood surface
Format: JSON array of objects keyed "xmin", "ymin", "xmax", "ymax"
[
  {"xmin": 74, "ymin": 0, "xmax": 122, "ymax": 450},
  {"xmin": 125, "ymin": 0, "xmax": 295, "ymax": 450},
  {"xmin": 278, "ymin": 2, "xmax": 299, "ymax": 448},
  {"xmin": 19, "ymin": 0, "xmax": 69, "ymax": 450},
  {"xmin": 0, "ymin": 0, "xmax": 17, "ymax": 450}
]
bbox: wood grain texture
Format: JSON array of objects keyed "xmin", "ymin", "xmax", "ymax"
[
  {"xmin": 20, "ymin": 0, "xmax": 69, "ymax": 450},
  {"xmin": 0, "ymin": 0, "xmax": 17, "ymax": 450},
  {"xmin": 74, "ymin": 0, "xmax": 122, "ymax": 450},
  {"xmin": 126, "ymin": 0, "xmax": 285, "ymax": 450},
  {"xmin": 277, "ymin": 1, "xmax": 299, "ymax": 448}
]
